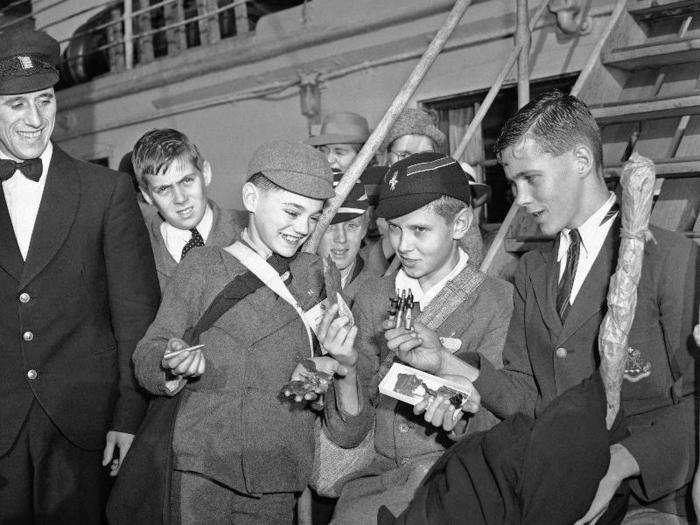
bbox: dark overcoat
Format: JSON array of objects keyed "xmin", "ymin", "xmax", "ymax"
[{"xmin": 0, "ymin": 146, "xmax": 160, "ymax": 455}]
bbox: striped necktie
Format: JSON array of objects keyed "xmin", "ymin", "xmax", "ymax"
[{"xmin": 556, "ymin": 228, "xmax": 581, "ymax": 321}]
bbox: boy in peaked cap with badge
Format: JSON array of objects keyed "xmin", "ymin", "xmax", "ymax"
[
  {"xmin": 313, "ymin": 152, "xmax": 513, "ymax": 522},
  {"xmin": 317, "ymin": 171, "xmax": 384, "ymax": 304},
  {"xmin": 127, "ymin": 140, "xmax": 370, "ymax": 523}
]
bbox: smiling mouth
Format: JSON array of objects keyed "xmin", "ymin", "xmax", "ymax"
[
  {"xmin": 17, "ymin": 130, "xmax": 43, "ymax": 140},
  {"xmin": 331, "ymin": 248, "xmax": 348, "ymax": 256},
  {"xmin": 177, "ymin": 207, "xmax": 193, "ymax": 216},
  {"xmin": 281, "ymin": 233, "xmax": 303, "ymax": 244}
]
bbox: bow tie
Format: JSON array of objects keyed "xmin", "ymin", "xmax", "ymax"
[{"xmin": 0, "ymin": 158, "xmax": 43, "ymax": 182}]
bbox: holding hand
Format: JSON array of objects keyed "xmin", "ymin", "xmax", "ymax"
[
  {"xmin": 284, "ymin": 356, "xmax": 342, "ymax": 403},
  {"xmin": 413, "ymin": 374, "xmax": 481, "ymax": 433},
  {"xmin": 383, "ymin": 320, "xmax": 444, "ymax": 375},
  {"xmin": 317, "ymin": 303, "xmax": 358, "ymax": 373},
  {"xmin": 161, "ymin": 338, "xmax": 205, "ymax": 378}
]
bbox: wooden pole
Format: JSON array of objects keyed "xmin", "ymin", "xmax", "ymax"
[
  {"xmin": 305, "ymin": 0, "xmax": 474, "ymax": 253},
  {"xmin": 123, "ymin": 0, "xmax": 134, "ymax": 70},
  {"xmin": 453, "ymin": 0, "xmax": 548, "ymax": 160},
  {"xmin": 516, "ymin": 0, "xmax": 530, "ymax": 109}
]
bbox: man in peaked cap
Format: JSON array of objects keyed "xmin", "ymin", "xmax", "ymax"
[
  {"xmin": 0, "ymin": 29, "xmax": 160, "ymax": 523},
  {"xmin": 313, "ymin": 152, "xmax": 512, "ymax": 522}
]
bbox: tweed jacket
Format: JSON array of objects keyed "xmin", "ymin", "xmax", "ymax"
[
  {"xmin": 0, "ymin": 146, "xmax": 160, "ymax": 455},
  {"xmin": 327, "ymin": 264, "xmax": 512, "ymax": 522},
  {"xmin": 343, "ymin": 254, "xmax": 383, "ymax": 304},
  {"xmin": 472, "ymin": 224, "xmax": 698, "ymax": 513},
  {"xmin": 133, "ymin": 247, "xmax": 350, "ymax": 495},
  {"xmin": 143, "ymin": 200, "xmax": 245, "ymax": 291}
]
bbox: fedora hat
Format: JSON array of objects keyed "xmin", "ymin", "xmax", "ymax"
[{"xmin": 306, "ymin": 112, "xmax": 370, "ymax": 146}]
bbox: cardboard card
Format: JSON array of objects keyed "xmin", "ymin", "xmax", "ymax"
[{"xmin": 378, "ymin": 362, "xmax": 472, "ymax": 407}]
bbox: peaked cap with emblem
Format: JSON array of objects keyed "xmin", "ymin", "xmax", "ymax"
[
  {"xmin": 330, "ymin": 169, "xmax": 370, "ymax": 224},
  {"xmin": 248, "ymin": 139, "xmax": 334, "ymax": 199},
  {"xmin": 0, "ymin": 29, "xmax": 60, "ymax": 95},
  {"xmin": 375, "ymin": 152, "xmax": 471, "ymax": 219}
]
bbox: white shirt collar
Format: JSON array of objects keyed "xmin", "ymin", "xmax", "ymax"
[
  {"xmin": 0, "ymin": 141, "xmax": 53, "ymax": 182},
  {"xmin": 161, "ymin": 204, "xmax": 213, "ymax": 263},
  {"xmin": 395, "ymin": 248, "xmax": 469, "ymax": 310},
  {"xmin": 558, "ymin": 192, "xmax": 616, "ymax": 262}
]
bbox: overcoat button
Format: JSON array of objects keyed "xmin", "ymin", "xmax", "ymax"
[
  {"xmin": 19, "ymin": 292, "xmax": 30, "ymax": 303},
  {"xmin": 555, "ymin": 347, "xmax": 568, "ymax": 358},
  {"xmin": 27, "ymin": 369, "xmax": 37, "ymax": 380},
  {"xmin": 23, "ymin": 331, "xmax": 34, "ymax": 342}
]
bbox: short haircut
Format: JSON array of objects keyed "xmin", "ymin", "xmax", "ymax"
[
  {"xmin": 494, "ymin": 90, "xmax": 603, "ymax": 170},
  {"xmin": 426, "ymin": 196, "xmax": 470, "ymax": 223},
  {"xmin": 247, "ymin": 172, "xmax": 281, "ymax": 192},
  {"xmin": 132, "ymin": 128, "xmax": 205, "ymax": 188}
]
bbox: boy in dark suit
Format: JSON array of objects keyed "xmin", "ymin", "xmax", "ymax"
[
  {"xmin": 0, "ymin": 30, "xmax": 160, "ymax": 523},
  {"xmin": 132, "ymin": 140, "xmax": 368, "ymax": 523},
  {"xmin": 132, "ymin": 128, "xmax": 245, "ymax": 291},
  {"xmin": 404, "ymin": 91, "xmax": 698, "ymax": 523}
]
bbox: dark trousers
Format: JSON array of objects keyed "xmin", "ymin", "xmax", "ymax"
[{"xmin": 0, "ymin": 401, "xmax": 111, "ymax": 525}]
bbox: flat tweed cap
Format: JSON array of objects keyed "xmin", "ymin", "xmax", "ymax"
[
  {"xmin": 384, "ymin": 108, "xmax": 446, "ymax": 150},
  {"xmin": 248, "ymin": 139, "xmax": 334, "ymax": 199},
  {"xmin": 330, "ymin": 169, "xmax": 370, "ymax": 224},
  {"xmin": 306, "ymin": 112, "xmax": 370, "ymax": 146},
  {"xmin": 375, "ymin": 152, "xmax": 471, "ymax": 220},
  {"xmin": 0, "ymin": 29, "xmax": 60, "ymax": 95}
]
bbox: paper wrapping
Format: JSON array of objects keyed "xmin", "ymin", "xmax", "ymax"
[{"xmin": 598, "ymin": 152, "xmax": 656, "ymax": 429}]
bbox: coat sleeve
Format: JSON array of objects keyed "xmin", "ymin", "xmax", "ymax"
[
  {"xmin": 471, "ymin": 258, "xmax": 540, "ymax": 419},
  {"xmin": 103, "ymin": 173, "xmax": 160, "ymax": 434},
  {"xmin": 620, "ymin": 238, "xmax": 698, "ymax": 502},
  {"xmin": 322, "ymin": 285, "xmax": 378, "ymax": 448},
  {"xmin": 132, "ymin": 250, "xmax": 210, "ymax": 396}
]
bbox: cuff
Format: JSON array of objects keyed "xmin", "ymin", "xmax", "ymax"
[{"xmin": 323, "ymin": 378, "xmax": 374, "ymax": 448}]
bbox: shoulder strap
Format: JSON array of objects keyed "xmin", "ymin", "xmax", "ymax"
[
  {"xmin": 417, "ymin": 265, "xmax": 486, "ymax": 330},
  {"xmin": 224, "ymin": 242, "xmax": 314, "ymax": 355}
]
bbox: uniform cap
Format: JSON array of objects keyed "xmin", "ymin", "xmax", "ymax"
[
  {"xmin": 0, "ymin": 29, "xmax": 60, "ymax": 95},
  {"xmin": 375, "ymin": 152, "xmax": 471, "ymax": 219}
]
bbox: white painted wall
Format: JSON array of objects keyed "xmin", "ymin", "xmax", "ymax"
[{"xmin": 48, "ymin": 0, "xmax": 617, "ymax": 210}]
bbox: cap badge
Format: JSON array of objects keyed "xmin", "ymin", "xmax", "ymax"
[
  {"xmin": 17, "ymin": 56, "xmax": 33, "ymax": 70},
  {"xmin": 388, "ymin": 173, "xmax": 398, "ymax": 191}
]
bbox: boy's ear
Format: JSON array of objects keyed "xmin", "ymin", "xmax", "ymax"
[
  {"xmin": 202, "ymin": 160, "xmax": 212, "ymax": 186},
  {"xmin": 140, "ymin": 186, "xmax": 154, "ymax": 206},
  {"xmin": 451, "ymin": 207, "xmax": 473, "ymax": 240},
  {"xmin": 572, "ymin": 145, "xmax": 594, "ymax": 178},
  {"xmin": 241, "ymin": 182, "xmax": 260, "ymax": 213}
]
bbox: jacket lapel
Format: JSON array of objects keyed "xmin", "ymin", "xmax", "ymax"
[
  {"xmin": 21, "ymin": 147, "xmax": 80, "ymax": 287},
  {"xmin": 0, "ymin": 190, "xmax": 23, "ymax": 282},
  {"xmin": 530, "ymin": 243, "xmax": 563, "ymax": 336},
  {"xmin": 557, "ymin": 223, "xmax": 619, "ymax": 346}
]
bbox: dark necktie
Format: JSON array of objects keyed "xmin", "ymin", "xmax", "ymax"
[
  {"xmin": 0, "ymin": 158, "xmax": 43, "ymax": 182},
  {"xmin": 181, "ymin": 228, "xmax": 205, "ymax": 259},
  {"xmin": 599, "ymin": 202, "xmax": 619, "ymax": 226},
  {"xmin": 556, "ymin": 228, "xmax": 581, "ymax": 321}
]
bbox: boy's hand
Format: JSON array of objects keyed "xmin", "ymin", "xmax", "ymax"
[
  {"xmin": 284, "ymin": 356, "xmax": 340, "ymax": 403},
  {"xmin": 413, "ymin": 374, "xmax": 481, "ymax": 432},
  {"xmin": 161, "ymin": 338, "xmax": 205, "ymax": 378},
  {"xmin": 383, "ymin": 320, "xmax": 444, "ymax": 375},
  {"xmin": 317, "ymin": 304, "xmax": 358, "ymax": 373}
]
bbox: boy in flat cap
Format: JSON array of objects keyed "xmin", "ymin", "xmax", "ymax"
[
  {"xmin": 126, "ymin": 140, "xmax": 368, "ymax": 523},
  {"xmin": 132, "ymin": 128, "xmax": 245, "ymax": 291},
  {"xmin": 0, "ymin": 30, "xmax": 160, "ymax": 523},
  {"xmin": 315, "ymin": 152, "xmax": 513, "ymax": 522}
]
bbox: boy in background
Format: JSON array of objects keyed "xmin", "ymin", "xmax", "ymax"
[{"xmin": 132, "ymin": 128, "xmax": 245, "ymax": 290}]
